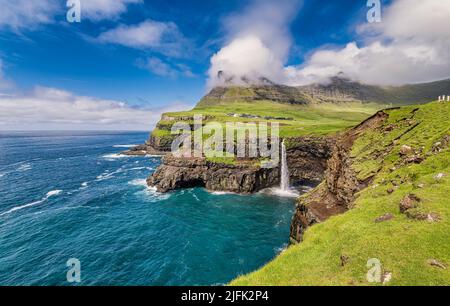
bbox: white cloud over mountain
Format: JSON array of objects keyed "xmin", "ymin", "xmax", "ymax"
[
  {"xmin": 208, "ymin": 0, "xmax": 450, "ymax": 87},
  {"xmin": 208, "ymin": 0, "xmax": 300, "ymax": 88},
  {"xmin": 0, "ymin": 87, "xmax": 190, "ymax": 130}
]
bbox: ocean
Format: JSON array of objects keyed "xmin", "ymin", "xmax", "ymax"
[{"xmin": 0, "ymin": 131, "xmax": 296, "ymax": 285}]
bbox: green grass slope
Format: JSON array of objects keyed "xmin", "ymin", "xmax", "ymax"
[
  {"xmin": 231, "ymin": 101, "xmax": 450, "ymax": 286},
  {"xmin": 155, "ymin": 101, "xmax": 380, "ymax": 139}
]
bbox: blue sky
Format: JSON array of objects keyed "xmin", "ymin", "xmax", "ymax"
[
  {"xmin": 0, "ymin": 0, "xmax": 448, "ymax": 130},
  {"xmin": 0, "ymin": 0, "xmax": 374, "ymax": 106}
]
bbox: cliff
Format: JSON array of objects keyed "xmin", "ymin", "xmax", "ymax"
[
  {"xmin": 147, "ymin": 136, "xmax": 334, "ymax": 193},
  {"xmin": 232, "ymin": 101, "xmax": 450, "ymax": 286},
  {"xmin": 290, "ymin": 110, "xmax": 389, "ymax": 243}
]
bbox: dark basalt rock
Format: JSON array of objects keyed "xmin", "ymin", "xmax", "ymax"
[
  {"xmin": 147, "ymin": 137, "xmax": 334, "ymax": 194},
  {"xmin": 147, "ymin": 155, "xmax": 279, "ymax": 194}
]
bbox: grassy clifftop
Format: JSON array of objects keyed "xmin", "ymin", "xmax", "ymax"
[
  {"xmin": 162, "ymin": 101, "xmax": 380, "ymax": 138},
  {"xmin": 231, "ymin": 101, "xmax": 450, "ymax": 286},
  {"xmin": 151, "ymin": 78, "xmax": 449, "ymax": 145}
]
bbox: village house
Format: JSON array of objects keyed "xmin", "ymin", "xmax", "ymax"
[{"xmin": 438, "ymin": 95, "xmax": 450, "ymax": 102}]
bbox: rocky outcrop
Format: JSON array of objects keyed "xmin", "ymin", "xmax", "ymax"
[
  {"xmin": 147, "ymin": 155, "xmax": 279, "ymax": 194},
  {"xmin": 122, "ymin": 142, "xmax": 168, "ymax": 156},
  {"xmin": 147, "ymin": 135, "xmax": 173, "ymax": 153},
  {"xmin": 290, "ymin": 110, "xmax": 389, "ymax": 243},
  {"xmin": 147, "ymin": 137, "xmax": 334, "ymax": 194}
]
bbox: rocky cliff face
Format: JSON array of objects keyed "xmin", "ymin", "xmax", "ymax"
[
  {"xmin": 147, "ymin": 155, "xmax": 279, "ymax": 194},
  {"xmin": 147, "ymin": 137, "xmax": 334, "ymax": 194},
  {"xmin": 287, "ymin": 137, "xmax": 334, "ymax": 184},
  {"xmin": 290, "ymin": 110, "xmax": 389, "ymax": 243}
]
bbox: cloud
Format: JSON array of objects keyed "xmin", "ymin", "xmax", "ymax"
[
  {"xmin": 0, "ymin": 0, "xmax": 58, "ymax": 30},
  {"xmin": 0, "ymin": 59, "xmax": 14, "ymax": 91},
  {"xmin": 81, "ymin": 0, "xmax": 142, "ymax": 21},
  {"xmin": 208, "ymin": 0, "xmax": 450, "ymax": 87},
  {"xmin": 286, "ymin": 0, "xmax": 450, "ymax": 85},
  {"xmin": 97, "ymin": 20, "xmax": 191, "ymax": 58},
  {"xmin": 208, "ymin": 0, "xmax": 301, "ymax": 88},
  {"xmin": 0, "ymin": 86, "xmax": 190, "ymax": 130},
  {"xmin": 137, "ymin": 57, "xmax": 195, "ymax": 78},
  {"xmin": 0, "ymin": 0, "xmax": 141, "ymax": 30}
]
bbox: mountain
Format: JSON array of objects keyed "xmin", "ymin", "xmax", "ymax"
[
  {"xmin": 197, "ymin": 77, "xmax": 450, "ymax": 107},
  {"xmin": 141, "ymin": 77, "xmax": 449, "ymax": 153}
]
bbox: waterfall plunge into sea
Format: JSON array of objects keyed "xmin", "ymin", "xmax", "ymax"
[
  {"xmin": 280, "ymin": 141, "xmax": 290, "ymax": 191},
  {"xmin": 260, "ymin": 140, "xmax": 299, "ymax": 198}
]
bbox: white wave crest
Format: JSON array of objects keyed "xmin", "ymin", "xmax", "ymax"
[
  {"xmin": 102, "ymin": 153, "xmax": 128, "ymax": 160},
  {"xmin": 96, "ymin": 167, "xmax": 124, "ymax": 181},
  {"xmin": 131, "ymin": 180, "xmax": 171, "ymax": 201},
  {"xmin": 113, "ymin": 144, "xmax": 139, "ymax": 148},
  {"xmin": 45, "ymin": 190, "xmax": 63, "ymax": 198},
  {"xmin": 0, "ymin": 190, "xmax": 63, "ymax": 216},
  {"xmin": 210, "ymin": 191, "xmax": 238, "ymax": 196},
  {"xmin": 17, "ymin": 163, "xmax": 32, "ymax": 172},
  {"xmin": 128, "ymin": 179, "xmax": 148, "ymax": 187}
]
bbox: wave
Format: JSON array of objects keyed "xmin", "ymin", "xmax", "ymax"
[
  {"xmin": 274, "ymin": 243, "xmax": 288, "ymax": 254},
  {"xmin": 0, "ymin": 190, "xmax": 62, "ymax": 216},
  {"xmin": 45, "ymin": 190, "xmax": 63, "ymax": 197},
  {"xmin": 130, "ymin": 179, "xmax": 171, "ymax": 201},
  {"xmin": 128, "ymin": 179, "xmax": 148, "ymax": 187},
  {"xmin": 210, "ymin": 191, "xmax": 239, "ymax": 196},
  {"xmin": 17, "ymin": 163, "xmax": 32, "ymax": 172},
  {"xmin": 102, "ymin": 153, "xmax": 128, "ymax": 160},
  {"xmin": 96, "ymin": 167, "xmax": 125, "ymax": 181},
  {"xmin": 126, "ymin": 166, "xmax": 153, "ymax": 172},
  {"xmin": 112, "ymin": 144, "xmax": 139, "ymax": 148}
]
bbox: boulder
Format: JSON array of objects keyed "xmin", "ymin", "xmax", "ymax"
[
  {"xmin": 399, "ymin": 145, "xmax": 413, "ymax": 156},
  {"xmin": 399, "ymin": 194, "xmax": 420, "ymax": 213},
  {"xmin": 375, "ymin": 213, "xmax": 394, "ymax": 223}
]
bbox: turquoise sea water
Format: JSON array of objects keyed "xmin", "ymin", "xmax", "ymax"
[{"xmin": 0, "ymin": 131, "xmax": 297, "ymax": 285}]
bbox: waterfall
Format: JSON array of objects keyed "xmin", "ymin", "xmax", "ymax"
[{"xmin": 280, "ymin": 141, "xmax": 289, "ymax": 191}]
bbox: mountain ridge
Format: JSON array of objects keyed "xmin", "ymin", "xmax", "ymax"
[{"xmin": 197, "ymin": 77, "xmax": 450, "ymax": 108}]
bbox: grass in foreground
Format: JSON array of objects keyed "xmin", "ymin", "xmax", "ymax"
[{"xmin": 231, "ymin": 101, "xmax": 450, "ymax": 286}]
